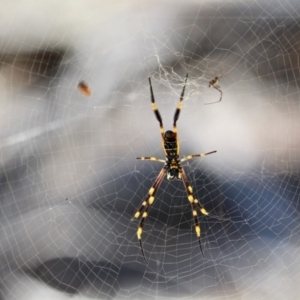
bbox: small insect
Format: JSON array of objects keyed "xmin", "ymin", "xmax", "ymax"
[
  {"xmin": 78, "ymin": 81, "xmax": 91, "ymax": 96},
  {"xmin": 132, "ymin": 74, "xmax": 218, "ymax": 263},
  {"xmin": 205, "ymin": 75, "xmax": 223, "ymax": 105}
]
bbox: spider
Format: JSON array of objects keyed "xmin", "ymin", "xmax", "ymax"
[
  {"xmin": 205, "ymin": 75, "xmax": 223, "ymax": 105},
  {"xmin": 132, "ymin": 73, "xmax": 218, "ymax": 263}
]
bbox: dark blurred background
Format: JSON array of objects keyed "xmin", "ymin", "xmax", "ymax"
[{"xmin": 1, "ymin": 1, "xmax": 300, "ymax": 299}]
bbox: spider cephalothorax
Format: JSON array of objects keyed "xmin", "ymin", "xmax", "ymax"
[{"xmin": 132, "ymin": 74, "xmax": 217, "ymax": 263}]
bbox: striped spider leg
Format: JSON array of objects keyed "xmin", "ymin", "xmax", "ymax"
[
  {"xmin": 133, "ymin": 74, "xmax": 217, "ymax": 263},
  {"xmin": 180, "ymin": 167, "xmax": 209, "ymax": 256},
  {"xmin": 131, "ymin": 168, "xmax": 166, "ymax": 263}
]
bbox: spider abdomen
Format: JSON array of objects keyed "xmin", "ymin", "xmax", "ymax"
[
  {"xmin": 166, "ymin": 166, "xmax": 181, "ymax": 180},
  {"xmin": 165, "ymin": 157, "xmax": 181, "ymax": 180}
]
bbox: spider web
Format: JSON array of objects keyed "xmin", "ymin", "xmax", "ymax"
[{"xmin": 1, "ymin": 0, "xmax": 300, "ymax": 299}]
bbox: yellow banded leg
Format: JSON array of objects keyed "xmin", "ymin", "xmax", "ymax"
[
  {"xmin": 137, "ymin": 208, "xmax": 150, "ymax": 264},
  {"xmin": 191, "ymin": 201, "xmax": 204, "ymax": 257},
  {"xmin": 136, "ymin": 183, "xmax": 161, "ymax": 264},
  {"xmin": 180, "ymin": 151, "xmax": 217, "ymax": 163},
  {"xmin": 172, "ymin": 74, "xmax": 188, "ymax": 155},
  {"xmin": 181, "ymin": 167, "xmax": 228, "ymax": 222},
  {"xmin": 131, "ymin": 168, "xmax": 166, "ymax": 220},
  {"xmin": 132, "ymin": 168, "xmax": 166, "ymax": 263},
  {"xmin": 182, "ymin": 170, "xmax": 209, "ymax": 217},
  {"xmin": 173, "ymin": 74, "xmax": 188, "ymax": 128},
  {"xmin": 193, "ymin": 199, "xmax": 209, "ymax": 216},
  {"xmin": 136, "ymin": 157, "xmax": 165, "ymax": 163},
  {"xmin": 149, "ymin": 77, "xmax": 167, "ymax": 156},
  {"xmin": 181, "ymin": 166, "xmax": 207, "ymax": 256}
]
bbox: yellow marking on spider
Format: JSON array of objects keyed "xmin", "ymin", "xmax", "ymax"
[
  {"xmin": 149, "ymin": 196, "xmax": 155, "ymax": 204},
  {"xmin": 161, "ymin": 141, "xmax": 167, "ymax": 156},
  {"xmin": 142, "ymin": 211, "xmax": 148, "ymax": 218},
  {"xmin": 188, "ymin": 185, "xmax": 193, "ymax": 193},
  {"xmin": 134, "ymin": 211, "xmax": 141, "ymax": 219},
  {"xmin": 149, "ymin": 187, "xmax": 155, "ymax": 195},
  {"xmin": 195, "ymin": 225, "xmax": 201, "ymax": 237},
  {"xmin": 188, "ymin": 195, "xmax": 194, "ymax": 203},
  {"xmin": 152, "ymin": 103, "xmax": 158, "ymax": 111},
  {"xmin": 200, "ymin": 208, "xmax": 209, "ymax": 215},
  {"xmin": 137, "ymin": 227, "xmax": 143, "ymax": 240},
  {"xmin": 193, "ymin": 210, "xmax": 197, "ymax": 216},
  {"xmin": 177, "ymin": 102, "xmax": 183, "ymax": 109}
]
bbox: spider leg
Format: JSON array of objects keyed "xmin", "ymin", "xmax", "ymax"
[
  {"xmin": 173, "ymin": 73, "xmax": 188, "ymax": 155},
  {"xmin": 138, "ymin": 205, "xmax": 150, "ymax": 264},
  {"xmin": 181, "ymin": 164, "xmax": 230, "ymax": 222},
  {"xmin": 181, "ymin": 167, "xmax": 207, "ymax": 257},
  {"xmin": 180, "ymin": 151, "xmax": 217, "ymax": 163},
  {"xmin": 205, "ymin": 85, "xmax": 223, "ymax": 105},
  {"xmin": 132, "ymin": 167, "xmax": 166, "ymax": 220},
  {"xmin": 136, "ymin": 156, "xmax": 165, "ymax": 163},
  {"xmin": 149, "ymin": 77, "xmax": 166, "ymax": 155},
  {"xmin": 132, "ymin": 167, "xmax": 166, "ymax": 263},
  {"xmin": 173, "ymin": 73, "xmax": 188, "ymax": 129}
]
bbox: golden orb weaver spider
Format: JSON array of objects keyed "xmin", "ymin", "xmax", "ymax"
[{"xmin": 132, "ymin": 73, "xmax": 218, "ymax": 263}]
